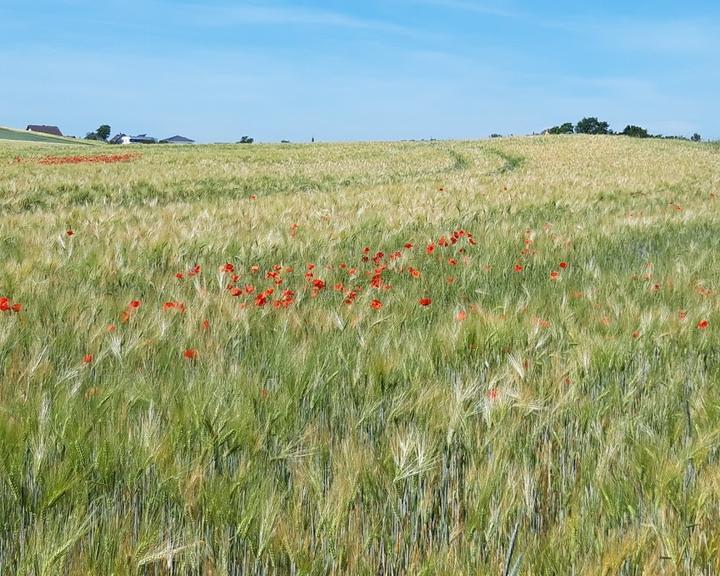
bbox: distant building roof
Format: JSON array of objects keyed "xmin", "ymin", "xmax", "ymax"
[
  {"xmin": 160, "ymin": 135, "xmax": 195, "ymax": 144},
  {"xmin": 129, "ymin": 134, "xmax": 157, "ymax": 143},
  {"xmin": 26, "ymin": 125, "xmax": 63, "ymax": 137}
]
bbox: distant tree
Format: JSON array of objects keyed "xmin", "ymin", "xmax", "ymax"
[
  {"xmin": 547, "ymin": 122, "xmax": 574, "ymax": 135},
  {"xmin": 96, "ymin": 125, "xmax": 111, "ymax": 141},
  {"xmin": 84, "ymin": 124, "xmax": 111, "ymax": 141},
  {"xmin": 622, "ymin": 125, "xmax": 649, "ymax": 138},
  {"xmin": 239, "ymin": 136, "xmax": 254, "ymax": 144},
  {"xmin": 691, "ymin": 133, "xmax": 702, "ymax": 142},
  {"xmin": 575, "ymin": 117, "xmax": 610, "ymax": 135},
  {"xmin": 490, "ymin": 133, "xmax": 503, "ymax": 138}
]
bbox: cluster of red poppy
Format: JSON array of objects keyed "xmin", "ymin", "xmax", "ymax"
[
  {"xmin": 167, "ymin": 229, "xmax": 478, "ymax": 316},
  {"xmin": 0, "ymin": 297, "xmax": 21, "ymax": 313},
  {"xmin": 37, "ymin": 153, "xmax": 141, "ymax": 166},
  {"xmin": 175, "ymin": 264, "xmax": 201, "ymax": 280},
  {"xmin": 163, "ymin": 301, "xmax": 186, "ymax": 313},
  {"xmin": 119, "ymin": 300, "xmax": 142, "ymax": 323},
  {"xmin": 65, "ymin": 224, "xmax": 713, "ymax": 365}
]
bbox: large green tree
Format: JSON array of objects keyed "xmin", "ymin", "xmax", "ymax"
[
  {"xmin": 622, "ymin": 125, "xmax": 649, "ymax": 138},
  {"xmin": 96, "ymin": 125, "xmax": 111, "ymax": 141},
  {"xmin": 547, "ymin": 122, "xmax": 574, "ymax": 135},
  {"xmin": 85, "ymin": 125, "xmax": 111, "ymax": 141},
  {"xmin": 575, "ymin": 117, "xmax": 610, "ymax": 135}
]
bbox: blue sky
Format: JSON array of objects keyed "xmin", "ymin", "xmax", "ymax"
[{"xmin": 2, "ymin": 0, "xmax": 718, "ymax": 142}]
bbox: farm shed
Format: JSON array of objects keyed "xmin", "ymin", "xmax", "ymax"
[
  {"xmin": 26, "ymin": 124, "xmax": 63, "ymax": 136},
  {"xmin": 159, "ymin": 135, "xmax": 195, "ymax": 144}
]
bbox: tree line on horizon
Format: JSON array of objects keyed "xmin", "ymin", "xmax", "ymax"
[
  {"xmin": 545, "ymin": 117, "xmax": 702, "ymax": 142},
  {"xmin": 80, "ymin": 120, "xmax": 704, "ymax": 145}
]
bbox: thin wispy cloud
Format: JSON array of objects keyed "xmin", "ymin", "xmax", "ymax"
[
  {"xmin": 414, "ymin": 0, "xmax": 523, "ymax": 19},
  {"xmin": 172, "ymin": 2, "xmax": 414, "ymax": 36},
  {"xmin": 602, "ymin": 19, "xmax": 720, "ymax": 55},
  {"xmin": 414, "ymin": 0, "xmax": 720, "ymax": 55}
]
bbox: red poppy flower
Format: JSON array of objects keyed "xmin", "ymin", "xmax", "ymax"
[
  {"xmin": 550, "ymin": 271, "xmax": 560, "ymax": 281},
  {"xmin": 334, "ymin": 283, "xmax": 345, "ymax": 292},
  {"xmin": 632, "ymin": 331, "xmax": 641, "ymax": 339},
  {"xmin": 120, "ymin": 310, "xmax": 131, "ymax": 323},
  {"xmin": 249, "ymin": 194, "xmax": 257, "ymax": 200},
  {"xmin": 698, "ymin": 319, "xmax": 709, "ymax": 330},
  {"xmin": 66, "ymin": 229, "xmax": 75, "ymax": 237},
  {"xmin": 408, "ymin": 267, "xmax": 421, "ymax": 279},
  {"xmin": 230, "ymin": 287, "xmax": 243, "ymax": 297},
  {"xmin": 163, "ymin": 301, "xmax": 177, "ymax": 310},
  {"xmin": 426, "ymin": 244, "xmax": 435, "ymax": 255},
  {"xmin": 370, "ymin": 299, "xmax": 383, "ymax": 310},
  {"xmin": 250, "ymin": 265, "xmax": 260, "ymax": 274},
  {"xmin": 129, "ymin": 300, "xmax": 141, "ymax": 309},
  {"xmin": 10, "ymin": 303, "xmax": 21, "ymax": 313},
  {"xmin": 514, "ymin": 264, "xmax": 524, "ymax": 273},
  {"xmin": 222, "ymin": 263, "xmax": 234, "ymax": 273},
  {"xmin": 487, "ymin": 389, "xmax": 498, "ymax": 401},
  {"xmin": 418, "ymin": 298, "xmax": 432, "ymax": 307},
  {"xmin": 448, "ymin": 258, "xmax": 457, "ymax": 266},
  {"xmin": 202, "ymin": 319, "xmax": 210, "ymax": 331},
  {"xmin": 107, "ymin": 324, "xmax": 116, "ymax": 333},
  {"xmin": 404, "ymin": 243, "xmax": 413, "ymax": 250},
  {"xmin": 559, "ymin": 261, "xmax": 568, "ymax": 269},
  {"xmin": 456, "ymin": 310, "xmax": 467, "ymax": 321},
  {"xmin": 189, "ymin": 265, "xmax": 201, "ymax": 276},
  {"xmin": 83, "ymin": 354, "xmax": 93, "ymax": 364},
  {"xmin": 183, "ymin": 348, "xmax": 198, "ymax": 360},
  {"xmin": 255, "ymin": 289, "xmax": 273, "ymax": 306},
  {"xmin": 176, "ymin": 272, "xmax": 184, "ymax": 280}
]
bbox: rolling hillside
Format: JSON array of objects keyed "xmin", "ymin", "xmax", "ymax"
[
  {"xmin": 1, "ymin": 136, "xmax": 719, "ymax": 574},
  {"xmin": 0, "ymin": 125, "xmax": 98, "ymax": 144}
]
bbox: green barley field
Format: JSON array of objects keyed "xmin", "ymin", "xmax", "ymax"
[{"xmin": 1, "ymin": 136, "xmax": 720, "ymax": 574}]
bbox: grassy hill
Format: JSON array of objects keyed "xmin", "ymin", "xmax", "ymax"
[
  {"xmin": 0, "ymin": 125, "xmax": 98, "ymax": 144},
  {"xmin": 1, "ymin": 136, "xmax": 719, "ymax": 573}
]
